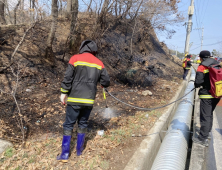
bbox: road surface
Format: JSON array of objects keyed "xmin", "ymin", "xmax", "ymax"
[{"xmin": 206, "ymin": 100, "xmax": 222, "ymax": 170}]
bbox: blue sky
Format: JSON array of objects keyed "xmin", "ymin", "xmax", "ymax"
[{"xmin": 157, "ymin": 0, "xmax": 222, "ymax": 55}]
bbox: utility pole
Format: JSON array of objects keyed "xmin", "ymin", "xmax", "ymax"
[
  {"xmin": 194, "ymin": 27, "xmax": 204, "ymax": 51},
  {"xmin": 184, "ymin": 0, "xmax": 194, "ymax": 55},
  {"xmin": 175, "ymin": 46, "xmax": 178, "ymax": 57},
  {"xmin": 201, "ymin": 27, "xmax": 204, "ymax": 51}
]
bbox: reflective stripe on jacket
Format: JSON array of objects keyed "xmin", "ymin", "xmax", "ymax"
[{"xmin": 61, "ymin": 53, "xmax": 110, "ymax": 106}]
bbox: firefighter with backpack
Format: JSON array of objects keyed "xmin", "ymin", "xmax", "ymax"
[
  {"xmin": 192, "ymin": 50, "xmax": 221, "ymax": 146},
  {"xmin": 182, "ymin": 54, "xmax": 192, "ymax": 80}
]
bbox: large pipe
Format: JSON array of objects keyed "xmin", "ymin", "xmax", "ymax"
[{"xmin": 151, "ymin": 68, "xmax": 196, "ymax": 170}]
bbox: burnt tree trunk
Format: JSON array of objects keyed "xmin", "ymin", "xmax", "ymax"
[
  {"xmin": 0, "ymin": 0, "xmax": 6, "ymax": 25},
  {"xmin": 69, "ymin": 0, "xmax": 78, "ymax": 53},
  {"xmin": 45, "ymin": 0, "xmax": 58, "ymax": 65}
]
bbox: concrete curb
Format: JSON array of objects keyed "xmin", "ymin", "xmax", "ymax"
[
  {"xmin": 0, "ymin": 139, "xmax": 13, "ymax": 155},
  {"xmin": 124, "ymin": 73, "xmax": 191, "ymax": 170},
  {"xmin": 189, "ymin": 89, "xmax": 207, "ymax": 170}
]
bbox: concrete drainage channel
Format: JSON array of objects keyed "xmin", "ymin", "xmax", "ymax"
[{"xmin": 124, "ymin": 68, "xmax": 196, "ymax": 170}]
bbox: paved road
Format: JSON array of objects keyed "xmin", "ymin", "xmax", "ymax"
[{"xmin": 206, "ymin": 100, "xmax": 222, "ymax": 170}]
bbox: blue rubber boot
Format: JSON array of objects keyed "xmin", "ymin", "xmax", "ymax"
[
  {"xmin": 76, "ymin": 133, "xmax": 85, "ymax": 156},
  {"xmin": 57, "ymin": 135, "xmax": 71, "ymax": 162}
]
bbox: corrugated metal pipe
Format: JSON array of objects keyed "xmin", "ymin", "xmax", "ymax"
[{"xmin": 151, "ymin": 68, "xmax": 196, "ymax": 170}]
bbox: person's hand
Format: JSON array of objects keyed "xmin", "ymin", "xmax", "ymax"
[{"xmin": 60, "ymin": 94, "xmax": 67, "ymax": 105}]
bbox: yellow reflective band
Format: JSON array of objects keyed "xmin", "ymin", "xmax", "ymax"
[
  {"xmin": 199, "ymin": 95, "xmax": 214, "ymax": 99},
  {"xmin": 61, "ymin": 88, "xmax": 69, "ymax": 93},
  {"xmin": 74, "ymin": 61, "xmax": 102, "ymax": 70},
  {"xmin": 67, "ymin": 97, "xmax": 94, "ymax": 104},
  {"xmin": 185, "ymin": 68, "xmax": 191, "ymax": 69},
  {"xmin": 203, "ymin": 69, "xmax": 209, "ymax": 73}
]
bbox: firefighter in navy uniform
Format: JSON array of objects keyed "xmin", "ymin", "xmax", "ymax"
[
  {"xmin": 57, "ymin": 40, "xmax": 110, "ymax": 162},
  {"xmin": 182, "ymin": 54, "xmax": 192, "ymax": 80},
  {"xmin": 192, "ymin": 50, "xmax": 220, "ymax": 146}
]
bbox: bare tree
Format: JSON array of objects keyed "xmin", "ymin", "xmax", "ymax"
[
  {"xmin": 131, "ymin": 0, "xmax": 143, "ymax": 20},
  {"xmin": 122, "ymin": 0, "xmax": 133, "ymax": 18},
  {"xmin": 59, "ymin": 0, "xmax": 63, "ymax": 16},
  {"xmin": 66, "ymin": 0, "xmax": 72, "ymax": 19},
  {"xmin": 141, "ymin": 0, "xmax": 183, "ymax": 29},
  {"xmin": 5, "ymin": 0, "xmax": 12, "ymax": 24},
  {"xmin": 99, "ymin": 0, "xmax": 110, "ymax": 28},
  {"xmin": 14, "ymin": 0, "xmax": 21, "ymax": 25},
  {"xmin": 45, "ymin": 0, "xmax": 58, "ymax": 64},
  {"xmin": 0, "ymin": 0, "xmax": 6, "ymax": 25},
  {"xmin": 29, "ymin": 0, "xmax": 35, "ymax": 22},
  {"xmin": 87, "ymin": 0, "xmax": 93, "ymax": 12}
]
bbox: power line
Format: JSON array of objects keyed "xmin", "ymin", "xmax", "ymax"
[
  {"xmin": 190, "ymin": 41, "xmax": 222, "ymax": 51},
  {"xmin": 199, "ymin": 0, "xmax": 205, "ymax": 19},
  {"xmin": 200, "ymin": 0, "xmax": 210, "ymax": 24},
  {"xmin": 194, "ymin": 4, "xmax": 202, "ymax": 41},
  {"xmin": 203, "ymin": 41, "xmax": 222, "ymax": 46},
  {"xmin": 190, "ymin": 46, "xmax": 201, "ymax": 51}
]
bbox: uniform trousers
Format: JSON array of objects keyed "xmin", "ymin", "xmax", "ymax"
[
  {"xmin": 183, "ymin": 68, "xmax": 190, "ymax": 80},
  {"xmin": 199, "ymin": 98, "xmax": 220, "ymax": 140},
  {"xmin": 63, "ymin": 105, "xmax": 92, "ymax": 131}
]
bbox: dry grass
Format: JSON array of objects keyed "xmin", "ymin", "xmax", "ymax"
[{"xmin": 0, "ymin": 109, "xmax": 161, "ymax": 170}]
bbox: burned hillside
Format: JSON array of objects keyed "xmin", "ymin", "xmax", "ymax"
[{"xmin": 0, "ymin": 14, "xmax": 183, "ymax": 140}]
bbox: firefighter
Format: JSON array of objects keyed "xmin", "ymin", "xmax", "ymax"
[
  {"xmin": 57, "ymin": 40, "xmax": 110, "ymax": 162},
  {"xmin": 192, "ymin": 50, "xmax": 220, "ymax": 146},
  {"xmin": 182, "ymin": 54, "xmax": 192, "ymax": 80}
]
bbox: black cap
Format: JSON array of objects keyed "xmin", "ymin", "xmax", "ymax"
[
  {"xmin": 186, "ymin": 54, "xmax": 192, "ymax": 58},
  {"xmin": 199, "ymin": 50, "xmax": 211, "ymax": 58}
]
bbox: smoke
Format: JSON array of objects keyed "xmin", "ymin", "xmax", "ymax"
[{"xmin": 102, "ymin": 107, "xmax": 116, "ymax": 119}]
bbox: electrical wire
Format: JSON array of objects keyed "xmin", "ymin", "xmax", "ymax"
[
  {"xmin": 200, "ymin": 0, "xmax": 210, "ymax": 24},
  {"xmin": 190, "ymin": 41, "xmax": 222, "ymax": 51},
  {"xmin": 194, "ymin": 3, "xmax": 202, "ymax": 41}
]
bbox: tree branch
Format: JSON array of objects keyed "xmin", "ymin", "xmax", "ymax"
[{"xmin": 11, "ymin": 23, "xmax": 36, "ymax": 61}]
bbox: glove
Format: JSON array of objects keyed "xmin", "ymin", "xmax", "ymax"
[{"xmin": 60, "ymin": 94, "xmax": 67, "ymax": 105}]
